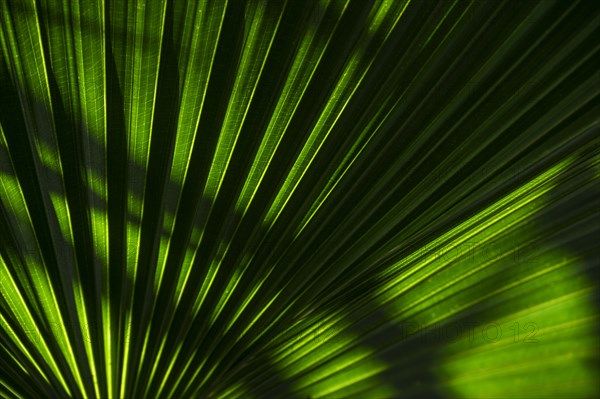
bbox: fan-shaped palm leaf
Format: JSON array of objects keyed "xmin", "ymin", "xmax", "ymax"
[{"xmin": 1, "ymin": 0, "xmax": 598, "ymax": 398}]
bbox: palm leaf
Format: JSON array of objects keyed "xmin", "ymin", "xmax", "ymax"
[{"xmin": 1, "ymin": 0, "xmax": 598, "ymax": 398}]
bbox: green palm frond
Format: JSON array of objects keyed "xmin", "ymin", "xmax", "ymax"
[{"xmin": 1, "ymin": 0, "xmax": 599, "ymax": 398}]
